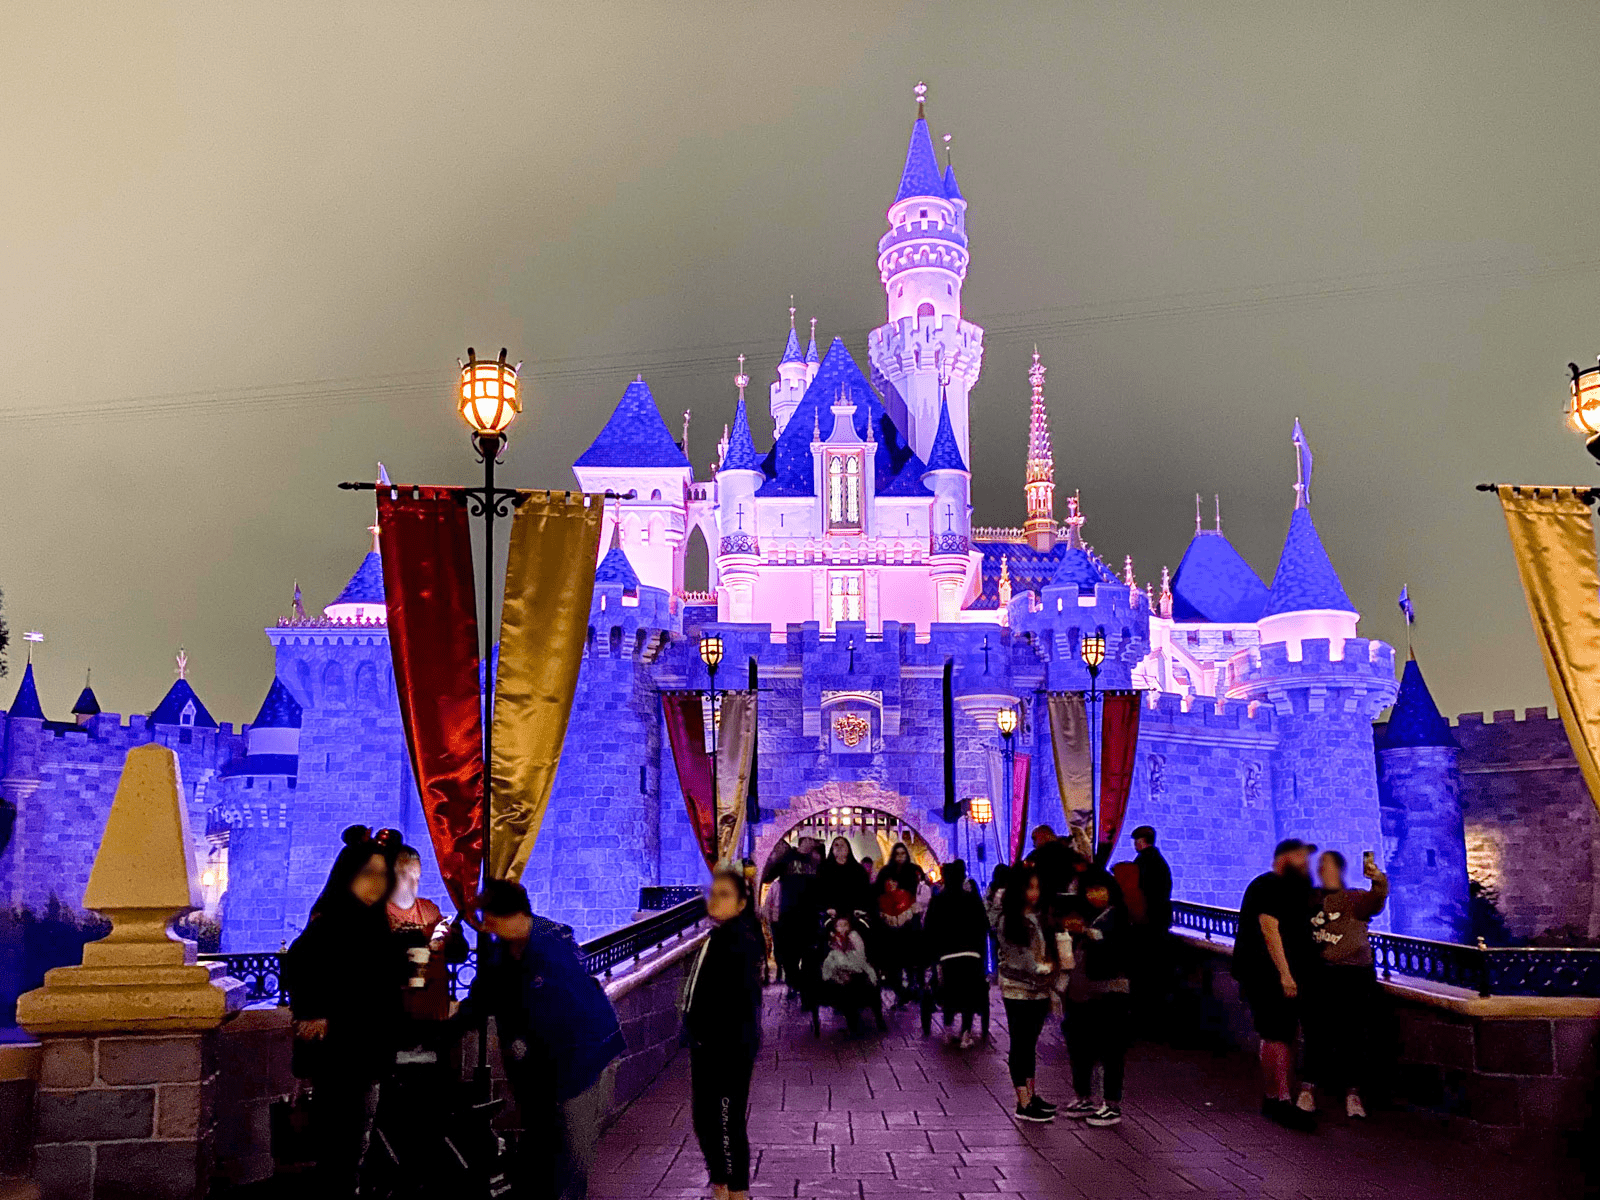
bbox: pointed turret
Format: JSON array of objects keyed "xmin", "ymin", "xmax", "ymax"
[
  {"xmin": 771, "ymin": 304, "xmax": 810, "ymax": 435},
  {"xmin": 73, "ymin": 676, "xmax": 101, "ymax": 725},
  {"xmin": 806, "ymin": 317, "xmax": 820, "ymax": 365},
  {"xmin": 9, "ymin": 663, "xmax": 44, "ymax": 720},
  {"xmin": 1377, "ymin": 658, "xmax": 1456, "ymax": 750},
  {"xmin": 943, "ymin": 162, "xmax": 963, "ymax": 202},
  {"xmin": 1024, "ymin": 349, "xmax": 1056, "ymax": 551},
  {"xmin": 923, "ymin": 389, "xmax": 968, "ymax": 474},
  {"xmin": 1170, "ymin": 510, "xmax": 1269, "ymax": 624},
  {"xmin": 324, "ymin": 525, "xmax": 386, "ymax": 623},
  {"xmin": 574, "ymin": 377, "xmax": 691, "ymax": 470},
  {"xmin": 150, "ymin": 678, "xmax": 218, "ymax": 730},
  {"xmin": 893, "ymin": 84, "xmax": 946, "ymax": 203},
  {"xmin": 594, "ymin": 537, "xmax": 642, "ymax": 591},
  {"xmin": 722, "ymin": 395, "xmax": 764, "ymax": 474},
  {"xmin": 1262, "ymin": 508, "xmax": 1356, "ymax": 617}
]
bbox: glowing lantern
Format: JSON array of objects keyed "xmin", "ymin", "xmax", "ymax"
[
  {"xmin": 698, "ymin": 634, "xmax": 725, "ymax": 671},
  {"xmin": 995, "ymin": 707, "xmax": 1018, "ymax": 737},
  {"xmin": 458, "ymin": 347, "xmax": 521, "ymax": 437},
  {"xmin": 1080, "ymin": 629, "xmax": 1107, "ymax": 672},
  {"xmin": 1569, "ymin": 358, "xmax": 1600, "ymax": 437},
  {"xmin": 969, "ymin": 797, "xmax": 993, "ymax": 825}
]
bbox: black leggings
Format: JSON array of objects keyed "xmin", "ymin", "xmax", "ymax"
[
  {"xmin": 691, "ymin": 1042, "xmax": 756, "ymax": 1191},
  {"xmin": 1065, "ymin": 994, "xmax": 1131, "ymax": 1104},
  {"xmin": 1305, "ymin": 963, "xmax": 1379, "ymax": 1093},
  {"xmin": 311, "ymin": 1075, "xmax": 381, "ymax": 1200},
  {"xmin": 1002, "ymin": 998, "xmax": 1051, "ymax": 1088}
]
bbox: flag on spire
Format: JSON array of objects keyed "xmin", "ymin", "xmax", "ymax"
[
  {"xmin": 1292, "ymin": 419, "xmax": 1314, "ymax": 508},
  {"xmin": 1398, "ymin": 585, "xmax": 1415, "ymax": 625}
]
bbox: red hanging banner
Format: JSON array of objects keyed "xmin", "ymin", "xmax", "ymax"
[
  {"xmin": 1009, "ymin": 752, "xmax": 1032, "ymax": 866},
  {"xmin": 377, "ymin": 487, "xmax": 484, "ymax": 909},
  {"xmin": 1096, "ymin": 692, "xmax": 1142, "ymax": 864},
  {"xmin": 662, "ymin": 692, "xmax": 718, "ymax": 871}
]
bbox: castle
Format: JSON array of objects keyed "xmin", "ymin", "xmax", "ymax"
[{"xmin": 4, "ymin": 92, "xmax": 1591, "ymax": 952}]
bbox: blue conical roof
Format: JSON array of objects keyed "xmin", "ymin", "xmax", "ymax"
[
  {"xmin": 1050, "ymin": 547, "xmax": 1114, "ymax": 594},
  {"xmin": 9, "ymin": 664, "xmax": 44, "ymax": 720},
  {"xmin": 1377, "ymin": 658, "xmax": 1456, "ymax": 750},
  {"xmin": 779, "ymin": 326, "xmax": 804, "ymax": 365},
  {"xmin": 150, "ymin": 678, "xmax": 218, "ymax": 728},
  {"xmin": 251, "ymin": 677, "xmax": 303, "ymax": 730},
  {"xmin": 1262, "ymin": 508, "xmax": 1355, "ymax": 617},
  {"xmin": 594, "ymin": 542, "xmax": 641, "ymax": 590},
  {"xmin": 723, "ymin": 397, "xmax": 764, "ymax": 473},
  {"xmin": 943, "ymin": 162, "xmax": 963, "ymax": 202},
  {"xmin": 895, "ymin": 117, "xmax": 947, "ymax": 203},
  {"xmin": 331, "ymin": 551, "xmax": 384, "ymax": 608},
  {"xmin": 1171, "ymin": 532, "xmax": 1269, "ymax": 624},
  {"xmin": 72, "ymin": 685, "xmax": 101, "ymax": 717},
  {"xmin": 806, "ymin": 329, "xmax": 819, "ymax": 363},
  {"xmin": 574, "ymin": 378, "xmax": 691, "ymax": 469},
  {"xmin": 923, "ymin": 392, "xmax": 967, "ymax": 473},
  {"xmin": 757, "ymin": 338, "xmax": 925, "ymax": 498}
]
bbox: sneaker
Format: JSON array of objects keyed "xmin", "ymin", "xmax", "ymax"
[
  {"xmin": 1263, "ymin": 1099, "xmax": 1316, "ymax": 1132},
  {"xmin": 1085, "ymin": 1104, "xmax": 1123, "ymax": 1127},
  {"xmin": 1345, "ymin": 1091, "xmax": 1367, "ymax": 1119},
  {"xmin": 1033, "ymin": 1096, "xmax": 1058, "ymax": 1113},
  {"xmin": 1062, "ymin": 1099, "xmax": 1097, "ymax": 1120},
  {"xmin": 1295, "ymin": 1086, "xmax": 1316, "ymax": 1114},
  {"xmin": 958, "ymin": 1030, "xmax": 977, "ymax": 1050},
  {"xmin": 1014, "ymin": 1097, "xmax": 1055, "ymax": 1123}
]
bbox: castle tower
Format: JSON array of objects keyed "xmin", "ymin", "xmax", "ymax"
[
  {"xmin": 1023, "ymin": 349, "xmax": 1056, "ymax": 551},
  {"xmin": 867, "ymin": 83, "xmax": 984, "ymax": 466},
  {"xmin": 718, "ymin": 364, "xmax": 764, "ymax": 622},
  {"xmin": 1228, "ymin": 444, "xmax": 1397, "ymax": 865},
  {"xmin": 924, "ymin": 388, "xmax": 971, "ymax": 622},
  {"xmin": 769, "ymin": 305, "xmax": 809, "ymax": 436},
  {"xmin": 1376, "ymin": 658, "xmax": 1470, "ymax": 941},
  {"xmin": 572, "ymin": 376, "xmax": 694, "ymax": 594}
]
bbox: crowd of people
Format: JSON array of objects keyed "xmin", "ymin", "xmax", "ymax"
[{"xmin": 280, "ymin": 817, "xmax": 1387, "ymax": 1200}]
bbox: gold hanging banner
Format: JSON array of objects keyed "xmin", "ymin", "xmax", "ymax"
[
  {"xmin": 1496, "ymin": 485, "xmax": 1600, "ymax": 814},
  {"xmin": 714, "ymin": 690, "xmax": 758, "ymax": 865},
  {"xmin": 1047, "ymin": 693, "xmax": 1093, "ymax": 840},
  {"xmin": 490, "ymin": 490, "xmax": 606, "ymax": 880}
]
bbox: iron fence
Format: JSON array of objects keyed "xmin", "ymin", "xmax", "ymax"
[
  {"xmin": 1171, "ymin": 900, "xmax": 1600, "ymax": 998},
  {"xmin": 199, "ymin": 895, "xmax": 708, "ymax": 1007}
]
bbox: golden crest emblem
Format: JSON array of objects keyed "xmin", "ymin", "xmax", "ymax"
[{"xmin": 834, "ymin": 712, "xmax": 870, "ymax": 748}]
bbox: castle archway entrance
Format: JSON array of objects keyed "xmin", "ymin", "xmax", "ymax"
[{"xmin": 756, "ymin": 781, "xmax": 951, "ymax": 881}]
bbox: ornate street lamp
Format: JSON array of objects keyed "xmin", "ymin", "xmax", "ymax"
[
  {"xmin": 699, "ymin": 634, "xmax": 724, "ymax": 857},
  {"xmin": 1568, "ymin": 358, "xmax": 1600, "ymax": 463},
  {"xmin": 995, "ymin": 706, "xmax": 1018, "ymax": 864},
  {"xmin": 1081, "ymin": 629, "xmax": 1106, "ymax": 861}
]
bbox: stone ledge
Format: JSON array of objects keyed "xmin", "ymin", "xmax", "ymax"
[{"xmin": 601, "ymin": 928, "xmax": 708, "ymax": 1006}]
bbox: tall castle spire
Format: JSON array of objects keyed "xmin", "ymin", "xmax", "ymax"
[{"xmin": 1024, "ymin": 348, "xmax": 1056, "ymax": 551}]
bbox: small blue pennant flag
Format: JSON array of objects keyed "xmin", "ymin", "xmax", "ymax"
[
  {"xmin": 1291, "ymin": 419, "xmax": 1314, "ymax": 506},
  {"xmin": 1398, "ymin": 585, "xmax": 1415, "ymax": 625}
]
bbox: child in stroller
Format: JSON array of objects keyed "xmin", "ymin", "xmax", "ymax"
[{"xmin": 810, "ymin": 912, "xmax": 887, "ymax": 1037}]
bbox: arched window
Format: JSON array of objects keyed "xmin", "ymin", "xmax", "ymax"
[
  {"xmin": 684, "ymin": 524, "xmax": 710, "ymax": 592},
  {"xmin": 917, "ymin": 302, "xmax": 935, "ymax": 319},
  {"xmin": 651, "ymin": 488, "xmax": 662, "ymax": 501},
  {"xmin": 827, "ymin": 453, "xmax": 863, "ymax": 532}
]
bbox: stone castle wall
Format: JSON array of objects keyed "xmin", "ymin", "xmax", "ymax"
[{"xmin": 1453, "ymin": 707, "xmax": 1600, "ymax": 941}]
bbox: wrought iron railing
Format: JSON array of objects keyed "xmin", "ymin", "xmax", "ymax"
[
  {"xmin": 639, "ymin": 885, "xmax": 705, "ymax": 910},
  {"xmin": 1171, "ymin": 900, "xmax": 1600, "ymax": 998},
  {"xmin": 200, "ymin": 895, "xmax": 708, "ymax": 1007}
]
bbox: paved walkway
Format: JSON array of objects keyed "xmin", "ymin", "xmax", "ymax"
[{"xmin": 594, "ymin": 987, "xmax": 1578, "ymax": 1200}]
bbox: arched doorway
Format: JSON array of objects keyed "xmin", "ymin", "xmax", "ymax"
[
  {"xmin": 773, "ymin": 805, "xmax": 942, "ymax": 883},
  {"xmin": 756, "ymin": 780, "xmax": 952, "ymax": 879},
  {"xmin": 683, "ymin": 524, "xmax": 710, "ymax": 592}
]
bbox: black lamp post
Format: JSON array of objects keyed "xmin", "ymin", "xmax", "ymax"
[
  {"xmin": 1080, "ymin": 629, "xmax": 1107, "ymax": 861},
  {"xmin": 699, "ymin": 633, "xmax": 724, "ymax": 859},
  {"xmin": 995, "ymin": 706, "xmax": 1018, "ymax": 865}
]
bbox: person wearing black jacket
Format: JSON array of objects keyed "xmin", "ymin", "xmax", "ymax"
[
  {"xmin": 684, "ymin": 868, "xmax": 765, "ymax": 1200},
  {"xmin": 1060, "ymin": 873, "xmax": 1133, "ymax": 1127},
  {"xmin": 811, "ymin": 837, "xmax": 871, "ymax": 920},
  {"xmin": 285, "ymin": 825, "xmax": 407, "ymax": 1199},
  {"xmin": 921, "ymin": 859, "xmax": 988, "ymax": 1047}
]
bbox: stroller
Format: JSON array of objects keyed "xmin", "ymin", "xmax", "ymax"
[{"xmin": 802, "ymin": 909, "xmax": 887, "ymax": 1038}]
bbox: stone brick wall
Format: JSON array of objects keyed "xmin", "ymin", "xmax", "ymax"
[
  {"xmin": 1376, "ymin": 744, "xmax": 1471, "ymax": 942},
  {"xmin": 30, "ymin": 1031, "xmax": 220, "ymax": 1200},
  {"xmin": 1454, "ymin": 708, "xmax": 1600, "ymax": 940}
]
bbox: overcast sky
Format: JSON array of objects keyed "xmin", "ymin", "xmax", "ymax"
[{"xmin": 3, "ymin": 1, "xmax": 1598, "ymax": 725}]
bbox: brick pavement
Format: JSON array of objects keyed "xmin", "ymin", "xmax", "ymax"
[{"xmin": 593, "ymin": 987, "xmax": 1580, "ymax": 1199}]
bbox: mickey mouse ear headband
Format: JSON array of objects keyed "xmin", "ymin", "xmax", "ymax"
[{"xmin": 340, "ymin": 825, "xmax": 404, "ymax": 855}]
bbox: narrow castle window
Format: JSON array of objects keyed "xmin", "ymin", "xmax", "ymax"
[
  {"xmin": 827, "ymin": 453, "xmax": 862, "ymax": 531},
  {"xmin": 917, "ymin": 302, "xmax": 935, "ymax": 319},
  {"xmin": 828, "ymin": 571, "xmax": 864, "ymax": 624}
]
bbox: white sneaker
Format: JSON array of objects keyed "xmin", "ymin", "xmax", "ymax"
[
  {"xmin": 1295, "ymin": 1086, "xmax": 1316, "ymax": 1113},
  {"xmin": 958, "ymin": 1030, "xmax": 977, "ymax": 1050},
  {"xmin": 1084, "ymin": 1104, "xmax": 1122, "ymax": 1127},
  {"xmin": 1345, "ymin": 1092, "xmax": 1367, "ymax": 1119}
]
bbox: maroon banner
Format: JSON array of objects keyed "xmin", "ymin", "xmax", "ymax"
[
  {"xmin": 377, "ymin": 487, "xmax": 484, "ymax": 910},
  {"xmin": 662, "ymin": 692, "xmax": 717, "ymax": 871},
  {"xmin": 1096, "ymin": 692, "xmax": 1142, "ymax": 864},
  {"xmin": 1009, "ymin": 753, "xmax": 1032, "ymax": 866}
]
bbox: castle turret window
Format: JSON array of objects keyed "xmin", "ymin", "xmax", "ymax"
[{"xmin": 828, "ymin": 571, "xmax": 864, "ymax": 624}]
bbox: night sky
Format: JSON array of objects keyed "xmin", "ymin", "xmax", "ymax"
[{"xmin": 3, "ymin": 2, "xmax": 1598, "ymax": 725}]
